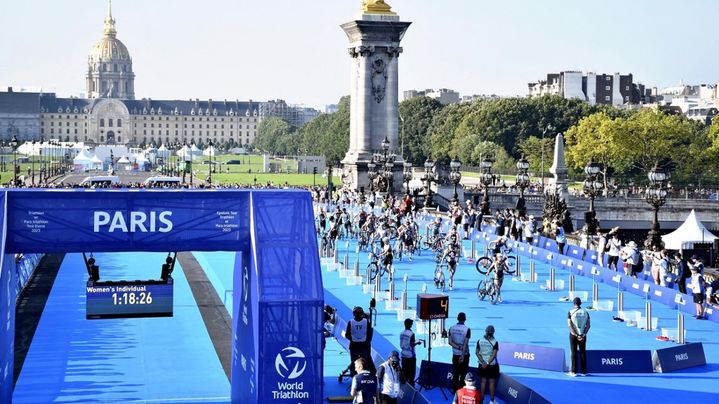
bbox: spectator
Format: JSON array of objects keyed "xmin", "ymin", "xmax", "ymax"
[
  {"xmin": 595, "ymin": 231, "xmax": 607, "ymax": 266},
  {"xmin": 688, "ymin": 255, "xmax": 705, "ymax": 274},
  {"xmin": 448, "ymin": 312, "xmax": 471, "ymax": 392},
  {"xmin": 619, "ymin": 241, "xmax": 638, "ymax": 277},
  {"xmin": 475, "ymin": 325, "xmax": 500, "ymax": 404},
  {"xmin": 376, "ymin": 351, "xmax": 404, "ymax": 404},
  {"xmin": 688, "ymin": 265, "xmax": 706, "ymax": 319},
  {"xmin": 399, "ymin": 319, "xmax": 422, "ymax": 387},
  {"xmin": 521, "ymin": 215, "xmax": 537, "ymax": 245},
  {"xmin": 567, "ymin": 297, "xmax": 591, "ymax": 377},
  {"xmin": 706, "ymin": 278, "xmax": 719, "ymax": 308},
  {"xmin": 606, "ymin": 233, "xmax": 622, "ymax": 270},
  {"xmin": 350, "ymin": 358, "xmax": 378, "ymax": 404},
  {"xmin": 675, "ymin": 252, "xmax": 690, "ymax": 294},
  {"xmin": 452, "ymin": 372, "xmax": 481, "ymax": 404},
  {"xmin": 555, "ymin": 220, "xmax": 566, "ymax": 255}
]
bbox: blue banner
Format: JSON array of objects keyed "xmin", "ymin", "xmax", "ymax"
[
  {"xmin": 0, "ymin": 194, "xmax": 13, "ymax": 404},
  {"xmin": 5, "ymin": 190, "xmax": 251, "ymax": 253},
  {"xmin": 496, "ymin": 342, "xmax": 566, "ymax": 372},
  {"xmin": 654, "ymin": 343, "xmax": 706, "ymax": 372},
  {"xmin": 578, "ymin": 350, "xmax": 654, "ymax": 373},
  {"xmin": 232, "ymin": 253, "xmax": 258, "ymax": 402}
]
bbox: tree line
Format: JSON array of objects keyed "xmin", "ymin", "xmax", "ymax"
[{"xmin": 254, "ymin": 94, "xmax": 719, "ymax": 185}]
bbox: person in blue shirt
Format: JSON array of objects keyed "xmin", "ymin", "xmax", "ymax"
[
  {"xmin": 555, "ymin": 220, "xmax": 567, "ymax": 255},
  {"xmin": 351, "ymin": 358, "xmax": 378, "ymax": 404}
]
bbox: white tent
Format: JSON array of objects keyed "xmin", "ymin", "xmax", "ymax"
[
  {"xmin": 156, "ymin": 144, "xmax": 170, "ymax": 158},
  {"xmin": 177, "ymin": 145, "xmax": 193, "ymax": 160},
  {"xmin": 662, "ymin": 209, "xmax": 718, "ymax": 250},
  {"xmin": 73, "ymin": 148, "xmax": 94, "ymax": 172},
  {"xmin": 190, "ymin": 144, "xmax": 202, "ymax": 158},
  {"xmin": 89, "ymin": 154, "xmax": 103, "ymax": 169},
  {"xmin": 203, "ymin": 145, "xmax": 217, "ymax": 157}
]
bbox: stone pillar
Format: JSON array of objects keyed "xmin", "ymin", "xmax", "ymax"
[
  {"xmin": 548, "ymin": 133, "xmax": 569, "ymax": 201},
  {"xmin": 340, "ymin": 7, "xmax": 411, "ymax": 192}
]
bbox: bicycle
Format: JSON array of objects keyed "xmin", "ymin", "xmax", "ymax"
[
  {"xmin": 475, "ymin": 250, "xmax": 517, "ymax": 275},
  {"xmin": 434, "ymin": 261, "xmax": 447, "ymax": 292},
  {"xmin": 366, "ymin": 250, "xmax": 387, "ymax": 281},
  {"xmin": 476, "ymin": 271, "xmax": 498, "ymax": 303}
]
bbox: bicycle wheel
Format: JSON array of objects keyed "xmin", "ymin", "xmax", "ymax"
[
  {"xmin": 477, "ymin": 280, "xmax": 488, "ymax": 300},
  {"xmin": 367, "ymin": 262, "xmax": 379, "ymax": 280},
  {"xmin": 475, "ymin": 256, "xmax": 493, "ymax": 275},
  {"xmin": 505, "ymin": 256, "xmax": 517, "ymax": 274},
  {"xmin": 487, "ymin": 282, "xmax": 498, "ymax": 303}
]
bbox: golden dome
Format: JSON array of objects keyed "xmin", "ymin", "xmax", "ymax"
[{"xmin": 89, "ymin": 1, "xmax": 131, "ymax": 61}]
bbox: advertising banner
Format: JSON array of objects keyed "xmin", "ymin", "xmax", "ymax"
[
  {"xmin": 654, "ymin": 343, "xmax": 706, "ymax": 372},
  {"xmin": 5, "ymin": 190, "xmax": 250, "ymax": 253},
  {"xmin": 496, "ymin": 342, "xmax": 566, "ymax": 372},
  {"xmin": 0, "ymin": 193, "xmax": 13, "ymax": 404},
  {"xmin": 579, "ymin": 350, "xmax": 654, "ymax": 373}
]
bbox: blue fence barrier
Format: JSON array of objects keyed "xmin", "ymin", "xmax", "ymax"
[
  {"xmin": 14, "ymin": 253, "xmax": 44, "ymax": 294},
  {"xmin": 653, "ymin": 343, "xmax": 706, "ymax": 373}
]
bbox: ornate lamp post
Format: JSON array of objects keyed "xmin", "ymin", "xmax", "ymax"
[
  {"xmin": 11, "ymin": 135, "xmax": 19, "ymax": 186},
  {"xmin": 326, "ymin": 161, "xmax": 334, "ymax": 197},
  {"xmin": 479, "ymin": 158, "xmax": 493, "ymax": 215},
  {"xmin": 0, "ymin": 140, "xmax": 5, "ymax": 172},
  {"xmin": 645, "ymin": 163, "xmax": 669, "ymax": 249},
  {"xmin": 370, "ymin": 137, "xmax": 397, "ymax": 194},
  {"xmin": 449, "ymin": 156, "xmax": 462, "ymax": 202},
  {"xmin": 422, "ymin": 159, "xmax": 437, "ymax": 208},
  {"xmin": 582, "ymin": 159, "xmax": 603, "ymax": 235},
  {"xmin": 515, "ymin": 155, "xmax": 530, "ymax": 215},
  {"xmin": 367, "ymin": 160, "xmax": 377, "ymax": 194},
  {"xmin": 403, "ymin": 162, "xmax": 413, "ymax": 195},
  {"xmin": 31, "ymin": 140, "xmax": 36, "ymax": 186}
]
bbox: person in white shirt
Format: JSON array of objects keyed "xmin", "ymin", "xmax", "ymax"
[
  {"xmin": 606, "ymin": 234, "xmax": 622, "ymax": 270},
  {"xmin": 376, "ymin": 351, "xmax": 404, "ymax": 404}
]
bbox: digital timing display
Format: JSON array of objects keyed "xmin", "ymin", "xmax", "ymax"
[{"xmin": 86, "ymin": 279, "xmax": 174, "ymax": 319}]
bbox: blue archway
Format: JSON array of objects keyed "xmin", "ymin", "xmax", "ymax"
[{"xmin": 0, "ymin": 189, "xmax": 323, "ymax": 403}]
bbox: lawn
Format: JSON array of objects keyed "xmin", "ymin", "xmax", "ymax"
[{"xmin": 210, "ymin": 172, "xmax": 340, "ymax": 186}]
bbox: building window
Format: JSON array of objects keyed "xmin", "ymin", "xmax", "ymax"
[
  {"xmin": 100, "ymin": 118, "xmax": 105, "ymax": 127},
  {"xmin": 108, "ymin": 119, "xmax": 113, "ymax": 127},
  {"xmin": 625, "ymin": 86, "xmax": 629, "ymax": 91},
  {"xmin": 605, "ymin": 86, "xmax": 610, "ymax": 91},
  {"xmin": 605, "ymin": 76, "xmax": 611, "ymax": 81},
  {"xmin": 117, "ymin": 119, "xmax": 122, "ymax": 127},
  {"xmin": 605, "ymin": 96, "xmax": 611, "ymax": 101}
]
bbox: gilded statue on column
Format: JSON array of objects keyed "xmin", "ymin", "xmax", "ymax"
[{"xmin": 362, "ymin": 0, "xmax": 395, "ymax": 14}]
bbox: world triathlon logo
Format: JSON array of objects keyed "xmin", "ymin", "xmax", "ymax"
[{"xmin": 275, "ymin": 347, "xmax": 307, "ymax": 379}]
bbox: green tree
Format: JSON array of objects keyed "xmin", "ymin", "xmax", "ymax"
[
  {"xmin": 564, "ymin": 112, "xmax": 629, "ymax": 188},
  {"xmin": 517, "ymin": 135, "xmax": 554, "ymax": 176},
  {"xmin": 425, "ymin": 102, "xmax": 472, "ymax": 162},
  {"xmin": 253, "ymin": 116, "xmax": 293, "ymax": 154},
  {"xmin": 399, "ymin": 97, "xmax": 444, "ymax": 165},
  {"xmin": 299, "ymin": 96, "xmax": 350, "ymax": 163}
]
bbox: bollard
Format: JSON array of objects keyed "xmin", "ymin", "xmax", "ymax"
[
  {"xmin": 484, "ymin": 244, "xmax": 489, "ymax": 256},
  {"xmin": 389, "ymin": 277, "xmax": 395, "ymax": 301},
  {"xmin": 366, "ymin": 265, "xmax": 372, "ymax": 285},
  {"xmin": 354, "ymin": 260, "xmax": 360, "ymax": 277},
  {"xmin": 471, "ymin": 239, "xmax": 476, "ymax": 260},
  {"xmin": 569, "ymin": 274, "xmax": 575, "ymax": 293},
  {"xmin": 343, "ymin": 254, "xmax": 349, "ymax": 270},
  {"xmin": 645, "ymin": 301, "xmax": 653, "ymax": 331},
  {"xmin": 516, "ymin": 255, "xmax": 522, "ymax": 277},
  {"xmin": 549, "ymin": 267, "xmax": 555, "ymax": 291},
  {"xmin": 376, "ymin": 271, "xmax": 383, "ymax": 296},
  {"xmin": 678, "ymin": 313, "xmax": 685, "ymax": 344},
  {"xmin": 439, "ymin": 318, "xmax": 446, "ymax": 338},
  {"xmin": 334, "ymin": 248, "xmax": 339, "ymax": 263},
  {"xmin": 529, "ymin": 260, "xmax": 536, "ymax": 283},
  {"xmin": 401, "ymin": 289, "xmax": 408, "ymax": 310},
  {"xmin": 617, "ymin": 291, "xmax": 624, "ymax": 314},
  {"xmin": 592, "ymin": 282, "xmax": 599, "ymax": 306}
]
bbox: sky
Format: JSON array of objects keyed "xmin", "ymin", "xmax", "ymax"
[{"xmin": 1, "ymin": 0, "xmax": 718, "ymax": 108}]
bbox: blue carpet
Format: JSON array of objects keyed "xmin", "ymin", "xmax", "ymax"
[
  {"xmin": 320, "ymin": 231, "xmax": 719, "ymax": 403},
  {"xmin": 13, "ymin": 252, "xmax": 230, "ymax": 404}
]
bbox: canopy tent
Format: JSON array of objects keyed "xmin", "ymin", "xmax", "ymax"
[
  {"xmin": 176, "ymin": 145, "xmax": 194, "ymax": 161},
  {"xmin": 661, "ymin": 209, "xmax": 718, "ymax": 250},
  {"xmin": 72, "ymin": 148, "xmax": 94, "ymax": 172},
  {"xmin": 190, "ymin": 144, "xmax": 202, "ymax": 156},
  {"xmin": 133, "ymin": 154, "xmax": 149, "ymax": 165},
  {"xmin": 203, "ymin": 145, "xmax": 217, "ymax": 157},
  {"xmin": 117, "ymin": 155, "xmax": 130, "ymax": 164},
  {"xmin": 156, "ymin": 144, "xmax": 170, "ymax": 158}
]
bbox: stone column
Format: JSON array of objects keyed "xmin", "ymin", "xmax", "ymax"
[{"xmin": 340, "ymin": 10, "xmax": 411, "ymax": 192}]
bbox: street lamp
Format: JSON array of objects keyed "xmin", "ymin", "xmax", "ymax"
[
  {"xmin": 403, "ymin": 162, "xmax": 413, "ymax": 195},
  {"xmin": 515, "ymin": 155, "xmax": 530, "ymax": 214},
  {"xmin": 645, "ymin": 163, "xmax": 669, "ymax": 249},
  {"xmin": 449, "ymin": 156, "xmax": 462, "ymax": 202},
  {"xmin": 207, "ymin": 140, "xmax": 213, "ymax": 184},
  {"xmin": 422, "ymin": 159, "xmax": 438, "ymax": 208},
  {"xmin": 31, "ymin": 140, "xmax": 36, "ymax": 186},
  {"xmin": 479, "ymin": 158, "xmax": 493, "ymax": 215},
  {"xmin": 367, "ymin": 160, "xmax": 377, "ymax": 194},
  {"xmin": 11, "ymin": 135, "xmax": 18, "ymax": 186},
  {"xmin": 541, "ymin": 124, "xmax": 554, "ymax": 190},
  {"xmin": 369, "ymin": 137, "xmax": 397, "ymax": 194},
  {"xmin": 582, "ymin": 159, "xmax": 603, "ymax": 235},
  {"xmin": 327, "ymin": 162, "xmax": 334, "ymax": 196}
]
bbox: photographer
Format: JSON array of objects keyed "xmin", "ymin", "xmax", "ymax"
[
  {"xmin": 376, "ymin": 351, "xmax": 405, "ymax": 404},
  {"xmin": 346, "ymin": 306, "xmax": 375, "ymax": 375}
]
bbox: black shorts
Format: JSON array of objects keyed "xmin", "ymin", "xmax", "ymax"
[
  {"xmin": 383, "ymin": 255, "xmax": 393, "ymax": 266},
  {"xmin": 693, "ymin": 293, "xmax": 704, "ymax": 304},
  {"xmin": 478, "ymin": 363, "xmax": 500, "ymax": 379}
]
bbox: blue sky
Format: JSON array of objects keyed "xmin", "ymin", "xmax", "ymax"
[{"xmin": 1, "ymin": 0, "xmax": 717, "ymax": 108}]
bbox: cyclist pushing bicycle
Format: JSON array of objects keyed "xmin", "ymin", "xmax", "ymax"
[
  {"xmin": 441, "ymin": 233, "xmax": 461, "ymax": 290},
  {"xmin": 488, "ymin": 253, "xmax": 507, "ymax": 303}
]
